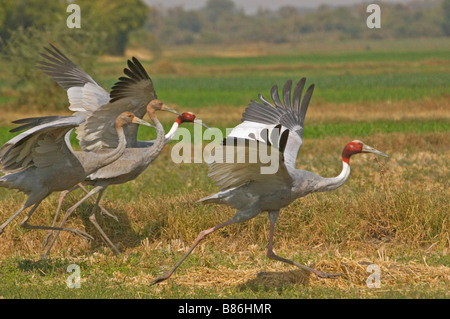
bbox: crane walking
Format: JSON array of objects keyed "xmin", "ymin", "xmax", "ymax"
[
  {"xmin": 0, "ymin": 111, "xmax": 153, "ymax": 238},
  {"xmin": 13, "ymin": 44, "xmax": 209, "ymax": 256},
  {"xmin": 150, "ymin": 78, "xmax": 388, "ymax": 285}
]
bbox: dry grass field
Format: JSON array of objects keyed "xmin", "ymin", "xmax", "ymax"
[{"xmin": 0, "ymin": 38, "xmax": 449, "ymax": 299}]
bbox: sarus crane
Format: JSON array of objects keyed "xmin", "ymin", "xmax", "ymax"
[
  {"xmin": 150, "ymin": 78, "xmax": 388, "ymax": 285},
  {"xmin": 12, "ymin": 45, "xmax": 208, "ymax": 256},
  {"xmin": 0, "ymin": 111, "xmax": 153, "ymax": 239}
]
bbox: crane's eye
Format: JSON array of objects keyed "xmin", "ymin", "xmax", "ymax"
[{"xmin": 182, "ymin": 113, "xmax": 195, "ymax": 121}]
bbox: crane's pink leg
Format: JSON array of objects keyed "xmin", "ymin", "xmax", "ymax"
[
  {"xmin": 42, "ymin": 184, "xmax": 81, "ymax": 250},
  {"xmin": 78, "ymin": 184, "xmax": 118, "ymax": 221},
  {"xmin": 42, "ymin": 185, "xmax": 104, "ymax": 258},
  {"xmin": 150, "ymin": 218, "xmax": 235, "ymax": 285},
  {"xmin": 266, "ymin": 213, "xmax": 341, "ymax": 279},
  {"xmin": 88, "ymin": 189, "xmax": 120, "ymax": 254},
  {"xmin": 0, "ymin": 203, "xmax": 33, "ymax": 234},
  {"xmin": 20, "ymin": 203, "xmax": 94, "ymax": 242}
]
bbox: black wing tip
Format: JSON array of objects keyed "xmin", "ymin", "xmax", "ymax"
[
  {"xmin": 277, "ymin": 77, "xmax": 314, "ymax": 107},
  {"xmin": 10, "ymin": 116, "xmax": 71, "ymax": 133},
  {"xmin": 222, "ymin": 136, "xmax": 255, "ymax": 147},
  {"xmin": 127, "ymin": 56, "xmax": 150, "ymax": 80},
  {"xmin": 48, "ymin": 42, "xmax": 58, "ymax": 50},
  {"xmin": 41, "ymin": 43, "xmax": 69, "ymax": 61},
  {"xmin": 278, "ymin": 129, "xmax": 290, "ymax": 154},
  {"xmin": 109, "ymin": 57, "xmax": 153, "ymax": 103},
  {"xmin": 10, "ymin": 118, "xmax": 36, "ymax": 133},
  {"xmin": 9, "ymin": 127, "xmax": 25, "ymax": 133},
  {"xmin": 284, "ymin": 79, "xmax": 293, "ymax": 86},
  {"xmin": 11, "ymin": 118, "xmax": 33, "ymax": 124},
  {"xmin": 131, "ymin": 56, "xmax": 141, "ymax": 65}
]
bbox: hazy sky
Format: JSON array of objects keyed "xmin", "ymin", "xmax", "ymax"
[{"xmin": 143, "ymin": 0, "xmax": 419, "ymax": 14}]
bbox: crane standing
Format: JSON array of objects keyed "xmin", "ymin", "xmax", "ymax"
[
  {"xmin": 150, "ymin": 78, "xmax": 388, "ymax": 285},
  {"xmin": 0, "ymin": 111, "xmax": 153, "ymax": 238}
]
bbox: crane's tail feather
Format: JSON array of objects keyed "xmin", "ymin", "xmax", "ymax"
[
  {"xmin": 0, "ymin": 175, "xmax": 9, "ymax": 189},
  {"xmin": 197, "ymin": 187, "xmax": 241, "ymax": 205},
  {"xmin": 197, "ymin": 193, "xmax": 221, "ymax": 204}
]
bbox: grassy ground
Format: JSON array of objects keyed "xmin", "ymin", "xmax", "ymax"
[{"xmin": 0, "ymin": 38, "xmax": 449, "ymax": 299}]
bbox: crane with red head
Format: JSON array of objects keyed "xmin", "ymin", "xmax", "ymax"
[
  {"xmin": 150, "ymin": 77, "xmax": 388, "ymax": 285},
  {"xmin": 8, "ymin": 44, "xmax": 209, "ymax": 257}
]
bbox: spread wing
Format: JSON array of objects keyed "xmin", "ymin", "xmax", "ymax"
[
  {"xmin": 38, "ymin": 45, "xmax": 157, "ymax": 151},
  {"xmin": 228, "ymin": 78, "xmax": 314, "ymax": 169},
  {"xmin": 77, "ymin": 57, "xmax": 157, "ymax": 151},
  {"xmin": 207, "ymin": 128, "xmax": 292, "ymax": 190},
  {"xmin": 9, "ymin": 116, "xmax": 70, "ymax": 133},
  {"xmin": 0, "ymin": 116, "xmax": 84, "ymax": 173},
  {"xmin": 37, "ymin": 44, "xmax": 110, "ymax": 117}
]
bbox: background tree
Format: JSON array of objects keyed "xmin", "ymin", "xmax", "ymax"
[
  {"xmin": 204, "ymin": 0, "xmax": 236, "ymax": 23},
  {"xmin": 75, "ymin": 0, "xmax": 148, "ymax": 55},
  {"xmin": 442, "ymin": 0, "xmax": 450, "ymax": 36},
  {"xmin": 0, "ymin": 0, "xmax": 66, "ymax": 49}
]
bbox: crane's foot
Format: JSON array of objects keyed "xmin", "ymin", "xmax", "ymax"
[
  {"xmin": 42, "ymin": 228, "xmax": 93, "ymax": 250},
  {"xmin": 149, "ymin": 273, "xmax": 171, "ymax": 286},
  {"xmin": 298, "ymin": 264, "xmax": 342, "ymax": 279},
  {"xmin": 311, "ymin": 269, "xmax": 342, "ymax": 279},
  {"xmin": 63, "ymin": 228, "xmax": 94, "ymax": 241},
  {"xmin": 42, "ymin": 232, "xmax": 52, "ymax": 250},
  {"xmin": 98, "ymin": 205, "xmax": 119, "ymax": 222},
  {"xmin": 266, "ymin": 250, "xmax": 342, "ymax": 279}
]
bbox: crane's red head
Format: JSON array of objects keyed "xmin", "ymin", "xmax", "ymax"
[
  {"xmin": 177, "ymin": 112, "xmax": 196, "ymax": 124},
  {"xmin": 342, "ymin": 140, "xmax": 388, "ymax": 164},
  {"xmin": 175, "ymin": 112, "xmax": 210, "ymax": 129}
]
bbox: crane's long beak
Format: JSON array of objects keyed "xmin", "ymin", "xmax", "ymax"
[
  {"xmin": 132, "ymin": 117, "xmax": 156, "ymax": 128},
  {"xmin": 161, "ymin": 105, "xmax": 181, "ymax": 115},
  {"xmin": 194, "ymin": 119, "xmax": 211, "ymax": 130},
  {"xmin": 362, "ymin": 144, "xmax": 389, "ymax": 157}
]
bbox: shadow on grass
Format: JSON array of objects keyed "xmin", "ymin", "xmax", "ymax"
[
  {"xmin": 238, "ymin": 269, "xmax": 310, "ymax": 291},
  {"xmin": 74, "ymin": 201, "xmax": 171, "ymax": 254},
  {"xmin": 17, "ymin": 258, "xmax": 69, "ymax": 276},
  {"xmin": 76, "ymin": 203, "xmax": 150, "ymax": 253},
  {"xmin": 26, "ymin": 191, "xmax": 171, "ymax": 257}
]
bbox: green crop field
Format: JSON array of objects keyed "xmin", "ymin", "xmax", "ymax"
[{"xmin": 0, "ymin": 38, "xmax": 449, "ymax": 299}]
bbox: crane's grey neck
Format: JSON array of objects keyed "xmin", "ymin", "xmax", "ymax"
[
  {"xmin": 313, "ymin": 161, "xmax": 351, "ymax": 192},
  {"xmin": 83, "ymin": 125, "xmax": 128, "ymax": 174},
  {"xmin": 144, "ymin": 116, "xmax": 166, "ymax": 162},
  {"xmin": 135, "ymin": 120, "xmax": 180, "ymax": 148}
]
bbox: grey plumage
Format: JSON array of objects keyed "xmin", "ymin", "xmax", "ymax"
[
  {"xmin": 150, "ymin": 78, "xmax": 388, "ymax": 285},
  {"xmin": 29, "ymin": 45, "xmax": 206, "ymax": 257},
  {"xmin": 0, "ymin": 112, "xmax": 152, "ymax": 241},
  {"xmin": 9, "ymin": 116, "xmax": 71, "ymax": 133},
  {"xmin": 38, "ymin": 44, "xmax": 97, "ymax": 90},
  {"xmin": 37, "ymin": 44, "xmax": 158, "ymax": 151}
]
